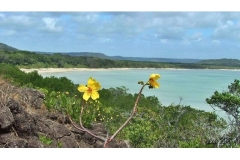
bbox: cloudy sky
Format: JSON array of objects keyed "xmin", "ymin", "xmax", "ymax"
[{"xmin": 1, "ymin": 11, "xmax": 240, "ymax": 59}]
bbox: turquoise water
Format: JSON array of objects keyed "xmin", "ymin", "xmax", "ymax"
[{"xmin": 40, "ymin": 69, "xmax": 240, "ymax": 114}]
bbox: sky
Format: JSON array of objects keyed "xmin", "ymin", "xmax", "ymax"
[{"xmin": 1, "ymin": 1, "xmax": 240, "ymax": 59}]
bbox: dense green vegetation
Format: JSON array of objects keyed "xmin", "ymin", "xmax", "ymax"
[
  {"xmin": 1, "ymin": 50, "xmax": 240, "ymax": 69},
  {"xmin": 206, "ymin": 79, "xmax": 240, "ymax": 147},
  {"xmin": 1, "ymin": 63, "xmax": 240, "ymax": 147},
  {"xmin": 198, "ymin": 58, "xmax": 240, "ymax": 68}
]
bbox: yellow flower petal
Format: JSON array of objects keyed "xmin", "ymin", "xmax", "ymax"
[
  {"xmin": 78, "ymin": 85, "xmax": 88, "ymax": 92},
  {"xmin": 79, "ymin": 77, "xmax": 101, "ymax": 101},
  {"xmin": 87, "ymin": 77, "xmax": 94, "ymax": 85},
  {"xmin": 87, "ymin": 77, "xmax": 99, "ymax": 86},
  {"xmin": 150, "ymin": 81, "xmax": 160, "ymax": 88},
  {"xmin": 149, "ymin": 74, "xmax": 160, "ymax": 88},
  {"xmin": 91, "ymin": 91, "xmax": 99, "ymax": 100},
  {"xmin": 91, "ymin": 84, "xmax": 101, "ymax": 91},
  {"xmin": 150, "ymin": 74, "xmax": 160, "ymax": 80},
  {"xmin": 88, "ymin": 79, "xmax": 101, "ymax": 90},
  {"xmin": 83, "ymin": 92, "xmax": 91, "ymax": 101}
]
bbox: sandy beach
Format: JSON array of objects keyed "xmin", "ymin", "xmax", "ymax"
[
  {"xmin": 20, "ymin": 67, "xmax": 240, "ymax": 74},
  {"xmin": 20, "ymin": 68, "xmax": 157, "ymax": 73}
]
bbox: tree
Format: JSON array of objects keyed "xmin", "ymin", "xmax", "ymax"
[{"xmin": 206, "ymin": 79, "xmax": 240, "ymax": 147}]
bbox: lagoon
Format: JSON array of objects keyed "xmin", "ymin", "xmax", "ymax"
[{"xmin": 39, "ymin": 68, "xmax": 240, "ymax": 115}]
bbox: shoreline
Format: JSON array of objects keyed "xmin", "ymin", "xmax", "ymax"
[
  {"xmin": 20, "ymin": 68, "xmax": 153, "ymax": 73},
  {"xmin": 20, "ymin": 67, "xmax": 240, "ymax": 73}
]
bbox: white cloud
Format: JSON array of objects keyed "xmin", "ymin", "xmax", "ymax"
[
  {"xmin": 11, "ymin": 15, "xmax": 32, "ymax": 25},
  {"xmin": 74, "ymin": 13, "xmax": 99, "ymax": 23},
  {"xmin": 160, "ymin": 39, "xmax": 168, "ymax": 44},
  {"xmin": 0, "ymin": 14, "xmax": 33, "ymax": 26},
  {"xmin": 190, "ymin": 32, "xmax": 202, "ymax": 42},
  {"xmin": 213, "ymin": 20, "xmax": 240, "ymax": 40},
  {"xmin": 212, "ymin": 39, "xmax": 220, "ymax": 45},
  {"xmin": 1, "ymin": 29, "xmax": 17, "ymax": 36},
  {"xmin": 98, "ymin": 37, "xmax": 112, "ymax": 43},
  {"xmin": 5, "ymin": 30, "xmax": 17, "ymax": 36},
  {"xmin": 41, "ymin": 17, "xmax": 62, "ymax": 32}
]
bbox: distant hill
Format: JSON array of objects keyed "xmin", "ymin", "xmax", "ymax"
[
  {"xmin": 5, "ymin": 42, "xmax": 239, "ymax": 65},
  {"xmin": 0, "ymin": 43, "xmax": 18, "ymax": 51},
  {"xmin": 53, "ymin": 52, "xmax": 110, "ymax": 59},
  {"xmin": 198, "ymin": 58, "xmax": 240, "ymax": 67},
  {"xmin": 36, "ymin": 52, "xmax": 201, "ymax": 63},
  {"xmin": 2, "ymin": 42, "xmax": 240, "ymax": 69},
  {"xmin": 0, "ymin": 42, "xmax": 202, "ymax": 63},
  {"xmin": 110, "ymin": 56, "xmax": 201, "ymax": 63}
]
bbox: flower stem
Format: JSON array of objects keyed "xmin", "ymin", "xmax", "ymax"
[
  {"xmin": 79, "ymin": 101, "xmax": 106, "ymax": 141},
  {"xmin": 103, "ymin": 84, "xmax": 147, "ymax": 148}
]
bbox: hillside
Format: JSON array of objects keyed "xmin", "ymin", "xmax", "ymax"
[
  {"xmin": 1, "ymin": 49, "xmax": 234, "ymax": 69},
  {"xmin": 36, "ymin": 51, "xmax": 202, "ymax": 63},
  {"xmin": 0, "ymin": 63, "xmax": 232, "ymax": 148},
  {"xmin": 1, "ymin": 42, "xmax": 240, "ymax": 67},
  {"xmin": 198, "ymin": 58, "xmax": 240, "ymax": 67},
  {"xmin": 110, "ymin": 56, "xmax": 201, "ymax": 63},
  {"xmin": 0, "ymin": 42, "xmax": 200, "ymax": 63},
  {"xmin": 0, "ymin": 78, "xmax": 127, "ymax": 148},
  {"xmin": 0, "ymin": 43, "xmax": 18, "ymax": 51}
]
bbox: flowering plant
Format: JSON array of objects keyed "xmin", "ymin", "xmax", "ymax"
[{"xmin": 67, "ymin": 74, "xmax": 161, "ymax": 147}]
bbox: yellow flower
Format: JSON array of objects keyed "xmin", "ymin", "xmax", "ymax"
[
  {"xmin": 78, "ymin": 77, "xmax": 101, "ymax": 101},
  {"xmin": 66, "ymin": 92, "xmax": 69, "ymax": 94},
  {"xmin": 149, "ymin": 74, "xmax": 160, "ymax": 88}
]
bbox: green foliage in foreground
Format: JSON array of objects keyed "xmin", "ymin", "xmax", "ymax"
[
  {"xmin": 206, "ymin": 79, "xmax": 240, "ymax": 147},
  {"xmin": 0, "ymin": 63, "xmax": 78, "ymax": 94},
  {"xmin": 39, "ymin": 135, "xmax": 53, "ymax": 146},
  {"xmin": 0, "ymin": 63, "xmax": 235, "ymax": 147}
]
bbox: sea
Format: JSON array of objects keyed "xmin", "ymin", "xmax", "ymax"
[{"xmin": 40, "ymin": 68, "xmax": 240, "ymax": 117}]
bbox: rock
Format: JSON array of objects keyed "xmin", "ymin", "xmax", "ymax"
[
  {"xmin": 0, "ymin": 133, "xmax": 28, "ymax": 148},
  {"xmin": 52, "ymin": 122, "xmax": 71, "ymax": 138},
  {"xmin": 58, "ymin": 134, "xmax": 79, "ymax": 148},
  {"xmin": 19, "ymin": 88, "xmax": 45, "ymax": 109},
  {"xmin": 0, "ymin": 106, "xmax": 14, "ymax": 129},
  {"xmin": 27, "ymin": 136, "xmax": 44, "ymax": 148},
  {"xmin": 13, "ymin": 112, "xmax": 36, "ymax": 136},
  {"xmin": 47, "ymin": 112, "xmax": 70, "ymax": 124},
  {"xmin": 69, "ymin": 125, "xmax": 86, "ymax": 135},
  {"xmin": 78, "ymin": 141, "xmax": 94, "ymax": 148},
  {"xmin": 93, "ymin": 140, "xmax": 104, "ymax": 148},
  {"xmin": 36, "ymin": 118, "xmax": 54, "ymax": 135},
  {"xmin": 92, "ymin": 123, "xmax": 108, "ymax": 135},
  {"xmin": 7, "ymin": 98, "xmax": 22, "ymax": 114},
  {"xmin": 82, "ymin": 132, "xmax": 97, "ymax": 145},
  {"xmin": 0, "ymin": 82, "xmax": 129, "ymax": 148}
]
